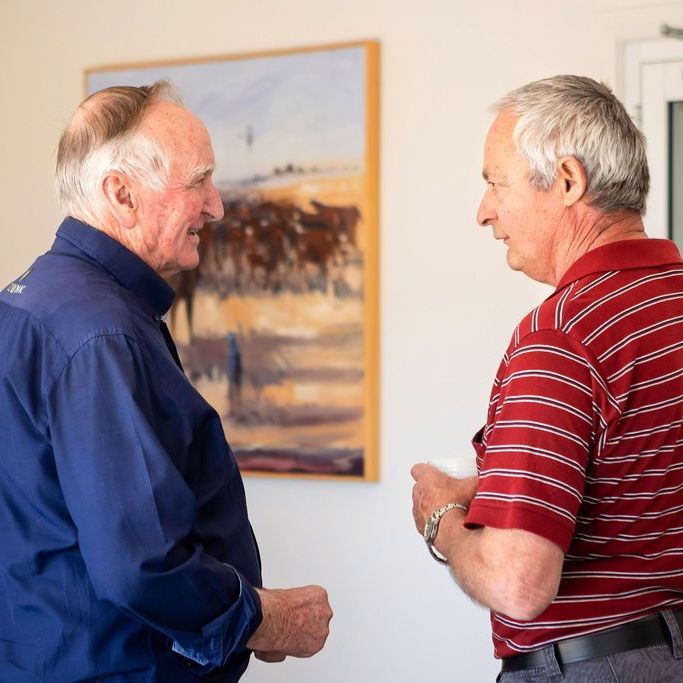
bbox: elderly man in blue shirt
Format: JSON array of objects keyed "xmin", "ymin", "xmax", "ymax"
[{"xmin": 0, "ymin": 81, "xmax": 332, "ymax": 682}]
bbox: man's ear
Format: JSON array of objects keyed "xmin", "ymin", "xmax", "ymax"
[
  {"xmin": 102, "ymin": 173, "xmax": 137, "ymax": 228},
  {"xmin": 557, "ymin": 156, "xmax": 587, "ymax": 207}
]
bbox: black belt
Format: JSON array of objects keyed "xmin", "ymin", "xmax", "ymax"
[{"xmin": 501, "ymin": 610, "xmax": 683, "ymax": 673}]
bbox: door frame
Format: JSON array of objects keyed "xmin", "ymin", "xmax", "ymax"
[{"xmin": 623, "ymin": 38, "xmax": 683, "ymax": 238}]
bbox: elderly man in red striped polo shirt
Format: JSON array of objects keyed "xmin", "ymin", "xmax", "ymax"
[{"xmin": 412, "ymin": 75, "xmax": 683, "ymax": 681}]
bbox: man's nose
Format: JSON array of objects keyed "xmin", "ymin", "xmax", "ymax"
[
  {"xmin": 476, "ymin": 193, "xmax": 495, "ymax": 227},
  {"xmin": 206, "ymin": 182, "xmax": 224, "ymax": 222}
]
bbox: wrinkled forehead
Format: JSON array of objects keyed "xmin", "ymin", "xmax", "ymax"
[
  {"xmin": 485, "ymin": 110, "xmax": 519, "ymax": 156},
  {"xmin": 140, "ymin": 101, "xmax": 210, "ymax": 144},
  {"xmin": 482, "ymin": 109, "xmax": 531, "ymax": 178},
  {"xmin": 142, "ymin": 101, "xmax": 215, "ymax": 172}
]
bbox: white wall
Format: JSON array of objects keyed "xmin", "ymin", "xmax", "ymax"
[{"xmin": 4, "ymin": 1, "xmax": 683, "ymax": 681}]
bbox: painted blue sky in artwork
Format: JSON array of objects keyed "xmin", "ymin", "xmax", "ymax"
[{"xmin": 88, "ymin": 47, "xmax": 366, "ymax": 185}]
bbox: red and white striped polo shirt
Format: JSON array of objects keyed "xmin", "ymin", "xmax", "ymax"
[{"xmin": 466, "ymin": 238, "xmax": 683, "ymax": 658}]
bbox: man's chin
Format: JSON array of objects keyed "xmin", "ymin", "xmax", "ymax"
[
  {"xmin": 505, "ymin": 250, "xmax": 523, "ymax": 272},
  {"xmin": 181, "ymin": 251, "xmax": 201, "ymax": 271},
  {"xmin": 162, "ymin": 259, "xmax": 200, "ymax": 281}
]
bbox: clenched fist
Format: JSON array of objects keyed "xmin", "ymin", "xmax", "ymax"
[{"xmin": 247, "ymin": 585, "xmax": 333, "ymax": 662}]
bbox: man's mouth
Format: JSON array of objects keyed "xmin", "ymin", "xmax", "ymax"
[{"xmin": 187, "ymin": 228, "xmax": 200, "ymax": 237}]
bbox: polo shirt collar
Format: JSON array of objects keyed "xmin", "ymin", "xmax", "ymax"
[
  {"xmin": 555, "ymin": 238, "xmax": 683, "ymax": 293},
  {"xmin": 55, "ymin": 217, "xmax": 175, "ymax": 317}
]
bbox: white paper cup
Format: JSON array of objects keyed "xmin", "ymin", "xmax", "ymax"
[{"xmin": 427, "ymin": 457, "xmax": 478, "ymax": 479}]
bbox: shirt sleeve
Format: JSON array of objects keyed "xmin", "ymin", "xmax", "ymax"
[
  {"xmin": 46, "ymin": 333, "xmax": 262, "ymax": 671},
  {"xmin": 466, "ymin": 329, "xmax": 604, "ymax": 552}
]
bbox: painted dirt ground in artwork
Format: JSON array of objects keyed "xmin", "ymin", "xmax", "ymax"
[{"xmin": 169, "ymin": 174, "xmax": 366, "ymax": 476}]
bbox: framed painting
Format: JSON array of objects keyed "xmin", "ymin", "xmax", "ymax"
[{"xmin": 86, "ymin": 41, "xmax": 380, "ymax": 481}]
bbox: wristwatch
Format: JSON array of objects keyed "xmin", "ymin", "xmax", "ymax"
[{"xmin": 423, "ymin": 502, "xmax": 469, "ymax": 564}]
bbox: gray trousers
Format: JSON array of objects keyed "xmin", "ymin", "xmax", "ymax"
[{"xmin": 497, "ymin": 610, "xmax": 683, "ymax": 683}]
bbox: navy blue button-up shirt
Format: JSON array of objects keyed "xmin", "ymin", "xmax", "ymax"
[{"xmin": 0, "ymin": 218, "xmax": 262, "ymax": 682}]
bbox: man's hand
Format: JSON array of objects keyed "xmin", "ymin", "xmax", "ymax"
[
  {"xmin": 253, "ymin": 651, "xmax": 287, "ymax": 663},
  {"xmin": 411, "ymin": 462, "xmax": 564, "ymax": 619},
  {"xmin": 246, "ymin": 585, "xmax": 332, "ymax": 663},
  {"xmin": 411, "ymin": 463, "xmax": 478, "ymax": 536}
]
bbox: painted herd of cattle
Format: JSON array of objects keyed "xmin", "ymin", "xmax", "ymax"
[{"xmin": 169, "ymin": 195, "xmax": 363, "ymax": 338}]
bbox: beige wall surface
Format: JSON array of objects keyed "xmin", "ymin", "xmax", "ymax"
[{"xmin": 4, "ymin": 1, "xmax": 683, "ymax": 681}]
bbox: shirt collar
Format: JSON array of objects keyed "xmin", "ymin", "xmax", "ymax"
[
  {"xmin": 55, "ymin": 217, "xmax": 175, "ymax": 317},
  {"xmin": 555, "ymin": 238, "xmax": 683, "ymax": 293}
]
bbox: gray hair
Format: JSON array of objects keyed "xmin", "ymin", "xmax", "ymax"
[
  {"xmin": 55, "ymin": 81, "xmax": 183, "ymax": 224},
  {"xmin": 494, "ymin": 75, "xmax": 649, "ymax": 215}
]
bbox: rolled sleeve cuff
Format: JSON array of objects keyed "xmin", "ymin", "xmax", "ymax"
[
  {"xmin": 170, "ymin": 568, "xmax": 263, "ymax": 670},
  {"xmin": 465, "ymin": 498, "xmax": 575, "ymax": 552}
]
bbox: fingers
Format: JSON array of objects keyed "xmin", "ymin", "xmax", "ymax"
[
  {"xmin": 411, "ymin": 464, "xmax": 479, "ymax": 536},
  {"xmin": 248, "ymin": 585, "xmax": 333, "ymax": 659},
  {"xmin": 412, "ymin": 509, "xmax": 423, "ymax": 533},
  {"xmin": 411, "ymin": 462, "xmax": 458, "ymax": 485},
  {"xmin": 293, "ymin": 585, "xmax": 333, "ymax": 657},
  {"xmin": 410, "ymin": 462, "xmax": 429, "ymax": 480},
  {"xmin": 254, "ymin": 651, "xmax": 287, "ymax": 663},
  {"xmin": 412, "ymin": 485, "xmax": 428, "ymax": 532}
]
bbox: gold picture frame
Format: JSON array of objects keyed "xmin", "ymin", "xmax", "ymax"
[{"xmin": 86, "ymin": 41, "xmax": 380, "ymax": 481}]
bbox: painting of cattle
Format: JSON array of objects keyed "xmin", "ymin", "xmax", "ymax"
[{"xmin": 86, "ymin": 41, "xmax": 379, "ymax": 480}]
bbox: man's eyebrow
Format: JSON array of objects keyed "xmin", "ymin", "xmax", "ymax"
[
  {"xmin": 187, "ymin": 165, "xmax": 214, "ymax": 184},
  {"xmin": 482, "ymin": 170, "xmax": 508, "ymax": 183}
]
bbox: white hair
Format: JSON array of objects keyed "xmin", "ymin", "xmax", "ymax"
[
  {"xmin": 55, "ymin": 81, "xmax": 182, "ymax": 225},
  {"xmin": 494, "ymin": 75, "xmax": 649, "ymax": 215}
]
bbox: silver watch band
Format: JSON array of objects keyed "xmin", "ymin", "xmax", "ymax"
[{"xmin": 423, "ymin": 502, "xmax": 469, "ymax": 564}]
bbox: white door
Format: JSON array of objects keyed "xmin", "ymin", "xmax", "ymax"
[
  {"xmin": 624, "ymin": 38, "xmax": 683, "ymax": 243},
  {"xmin": 641, "ymin": 59, "xmax": 683, "ymax": 241}
]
